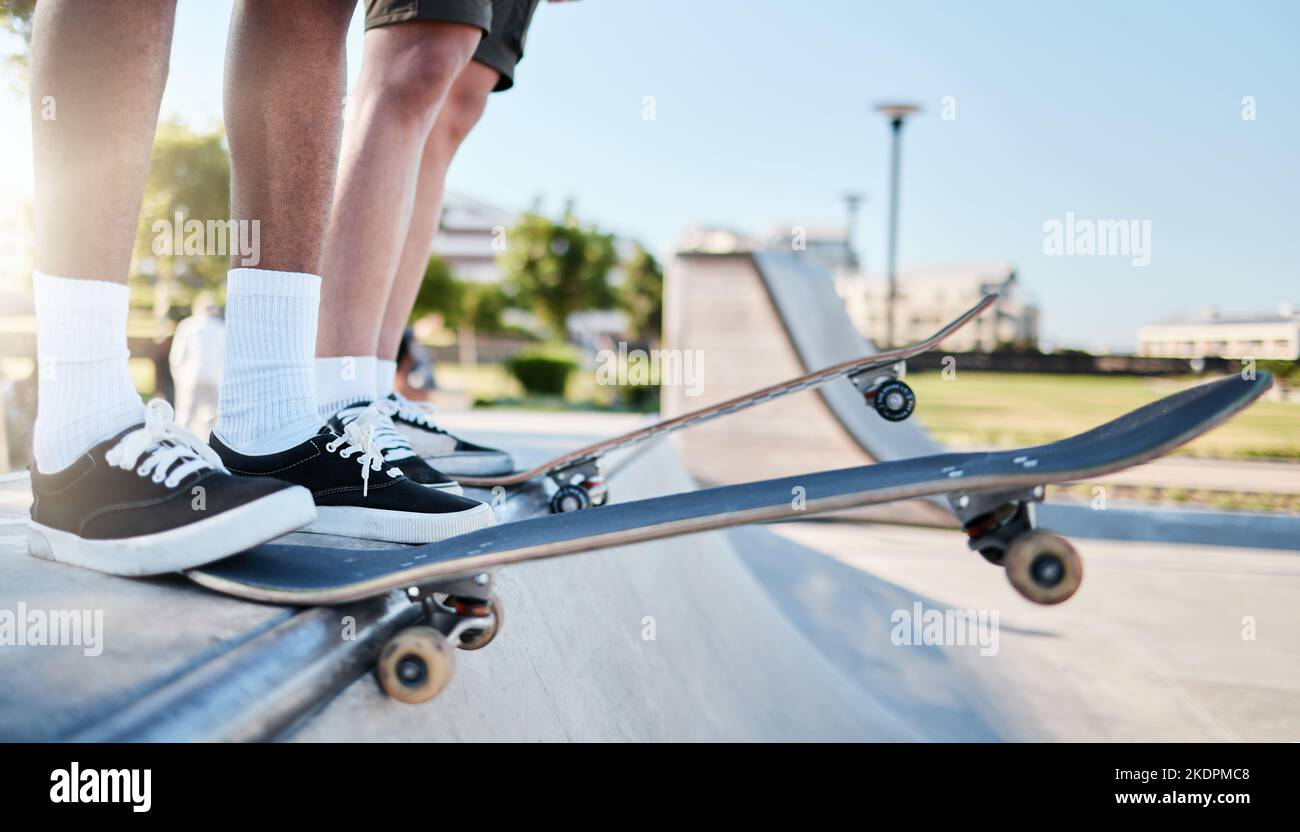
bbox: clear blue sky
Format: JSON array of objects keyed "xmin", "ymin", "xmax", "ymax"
[{"xmin": 9, "ymin": 0, "xmax": 1300, "ymax": 350}]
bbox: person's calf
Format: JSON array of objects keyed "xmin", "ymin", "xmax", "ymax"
[
  {"xmin": 225, "ymin": 0, "xmax": 356, "ymax": 275},
  {"xmin": 29, "ymin": 0, "xmax": 176, "ymax": 283},
  {"xmin": 374, "ymin": 60, "xmax": 499, "ymax": 361}
]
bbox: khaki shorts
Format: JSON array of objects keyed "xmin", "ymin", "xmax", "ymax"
[{"xmin": 363, "ymin": 0, "xmax": 542, "ymax": 91}]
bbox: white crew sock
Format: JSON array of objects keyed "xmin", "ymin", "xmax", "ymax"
[
  {"xmin": 31, "ymin": 273, "xmax": 146, "ymax": 473},
  {"xmin": 316, "ymin": 355, "xmax": 377, "ymax": 419},
  {"xmin": 376, "ymin": 358, "xmax": 397, "ymax": 399},
  {"xmin": 214, "ymin": 268, "xmax": 323, "ymax": 455}
]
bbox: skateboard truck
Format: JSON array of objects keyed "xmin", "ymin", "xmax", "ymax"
[
  {"xmin": 948, "ymin": 485, "xmax": 1083, "ymax": 605},
  {"xmin": 849, "ymin": 361, "xmax": 916, "ymax": 422},
  {"xmin": 376, "ymin": 573, "xmax": 504, "ymax": 704},
  {"xmin": 546, "ymin": 457, "xmax": 607, "ymax": 513}
]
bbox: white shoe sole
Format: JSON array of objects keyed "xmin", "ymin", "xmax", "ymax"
[
  {"xmin": 425, "ymin": 480, "xmax": 464, "ymax": 496},
  {"xmin": 424, "ymin": 451, "xmax": 515, "ymax": 478},
  {"xmin": 305, "ymin": 500, "xmax": 494, "ymax": 544},
  {"xmin": 25, "ymin": 486, "xmax": 317, "ymax": 577}
]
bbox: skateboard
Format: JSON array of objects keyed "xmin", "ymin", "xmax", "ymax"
[
  {"xmin": 455, "ymin": 293, "xmax": 1000, "ymax": 511},
  {"xmin": 188, "ymin": 371, "xmax": 1272, "ymax": 703}
]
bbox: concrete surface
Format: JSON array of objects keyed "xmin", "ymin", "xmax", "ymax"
[
  {"xmin": 765, "ymin": 520, "xmax": 1300, "ymax": 741},
  {"xmin": 1072, "ymin": 455, "xmax": 1300, "ymax": 495},
  {"xmin": 292, "ymin": 434, "xmax": 1019, "ymax": 741},
  {"xmin": 0, "ymin": 420, "xmax": 665, "ymax": 740}
]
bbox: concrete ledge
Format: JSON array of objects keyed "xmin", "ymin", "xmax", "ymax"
[{"xmin": 1039, "ymin": 503, "xmax": 1300, "ymax": 552}]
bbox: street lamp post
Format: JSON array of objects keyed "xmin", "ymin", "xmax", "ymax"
[
  {"xmin": 841, "ymin": 192, "xmax": 865, "ymax": 271},
  {"xmin": 874, "ymin": 101, "xmax": 920, "ymax": 348}
]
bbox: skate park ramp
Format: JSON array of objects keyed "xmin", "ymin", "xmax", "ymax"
[
  {"xmin": 664, "ymin": 249, "xmax": 1300, "ymax": 551},
  {"xmin": 661, "ymin": 251, "xmax": 949, "ymax": 525},
  {"xmin": 0, "ymin": 417, "xmax": 1020, "ymax": 741},
  {"xmin": 292, "ymin": 426, "xmax": 1019, "ymax": 741}
]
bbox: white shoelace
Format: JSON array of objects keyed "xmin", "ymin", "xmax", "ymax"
[
  {"xmin": 326, "ymin": 401, "xmax": 405, "ymax": 496},
  {"xmin": 104, "ymin": 399, "xmax": 224, "ymax": 488},
  {"xmin": 388, "ymin": 393, "xmax": 446, "ymax": 434},
  {"xmin": 336, "ymin": 400, "xmax": 420, "ymax": 463}
]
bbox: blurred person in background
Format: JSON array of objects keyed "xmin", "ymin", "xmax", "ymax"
[
  {"xmin": 168, "ymin": 292, "xmax": 225, "ymax": 438},
  {"xmin": 395, "ymin": 326, "xmax": 437, "ymax": 401}
]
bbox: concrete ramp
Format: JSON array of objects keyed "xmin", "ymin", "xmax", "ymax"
[
  {"xmin": 750, "ymin": 250, "xmax": 947, "ymax": 462},
  {"xmin": 666, "ymin": 250, "xmax": 1300, "ymax": 551},
  {"xmin": 2, "ymin": 421, "xmax": 1017, "ymax": 741},
  {"xmin": 663, "ymin": 251, "xmax": 950, "ymax": 524},
  {"xmin": 293, "ymin": 434, "xmax": 1015, "ymax": 741}
]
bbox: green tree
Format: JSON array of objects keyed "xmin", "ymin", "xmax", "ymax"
[
  {"xmin": 411, "ymin": 254, "xmax": 466, "ymax": 328},
  {"xmin": 411, "ymin": 255, "xmax": 512, "ymax": 334},
  {"xmin": 464, "ymin": 282, "xmax": 509, "ymax": 333},
  {"xmin": 618, "ymin": 244, "xmax": 663, "ymax": 344},
  {"xmin": 501, "ymin": 212, "xmax": 617, "ymax": 340},
  {"xmin": 132, "ymin": 121, "xmax": 232, "ymax": 327},
  {"xmin": 1, "ymin": 0, "xmax": 34, "ymax": 88}
]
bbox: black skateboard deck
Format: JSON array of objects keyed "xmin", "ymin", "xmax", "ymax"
[
  {"xmin": 188, "ymin": 371, "xmax": 1271, "ymax": 702},
  {"xmin": 192, "ymin": 372, "xmax": 1270, "ymax": 604}
]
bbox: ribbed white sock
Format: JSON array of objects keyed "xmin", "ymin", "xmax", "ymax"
[
  {"xmin": 375, "ymin": 358, "xmax": 397, "ymax": 399},
  {"xmin": 316, "ymin": 355, "xmax": 377, "ymax": 419},
  {"xmin": 31, "ymin": 273, "xmax": 146, "ymax": 474},
  {"xmin": 214, "ymin": 268, "xmax": 323, "ymax": 455}
]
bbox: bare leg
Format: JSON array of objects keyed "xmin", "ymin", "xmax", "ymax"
[
  {"xmin": 215, "ymin": 0, "xmax": 357, "ymax": 454},
  {"xmin": 225, "ymin": 0, "xmax": 357, "ymax": 274},
  {"xmin": 377, "ymin": 60, "xmax": 499, "ymax": 361},
  {"xmin": 317, "ymin": 22, "xmax": 482, "ymax": 359},
  {"xmin": 30, "ymin": 0, "xmax": 176, "ymax": 283}
]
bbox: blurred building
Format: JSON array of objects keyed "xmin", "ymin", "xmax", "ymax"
[
  {"xmin": 432, "ymin": 192, "xmax": 519, "ymax": 284},
  {"xmin": 763, "ymin": 225, "xmax": 860, "ymax": 275},
  {"xmin": 1138, "ymin": 305, "xmax": 1300, "ymax": 360},
  {"xmin": 0, "ymin": 205, "xmax": 33, "ymax": 297},
  {"xmin": 845, "ymin": 263, "xmax": 1039, "ymax": 352},
  {"xmin": 676, "ymin": 225, "xmax": 1038, "ymax": 352},
  {"xmin": 676, "ymin": 226, "xmax": 761, "ymax": 255}
]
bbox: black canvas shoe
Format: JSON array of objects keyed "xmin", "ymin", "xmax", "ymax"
[
  {"xmin": 209, "ymin": 422, "xmax": 494, "ymax": 545},
  {"xmin": 388, "ymin": 393, "xmax": 514, "ymax": 477},
  {"xmin": 26, "ymin": 400, "xmax": 316, "ymax": 576},
  {"xmin": 325, "ymin": 400, "xmax": 461, "ymax": 493}
]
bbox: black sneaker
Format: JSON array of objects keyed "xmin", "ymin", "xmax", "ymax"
[
  {"xmin": 209, "ymin": 423, "xmax": 494, "ymax": 545},
  {"xmin": 388, "ymin": 392, "xmax": 514, "ymax": 477},
  {"xmin": 327, "ymin": 400, "xmax": 462, "ymax": 493},
  {"xmin": 27, "ymin": 400, "xmax": 316, "ymax": 576}
]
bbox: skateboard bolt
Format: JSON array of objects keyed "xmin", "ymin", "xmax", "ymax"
[{"xmin": 398, "ymin": 658, "xmax": 426, "ymax": 685}]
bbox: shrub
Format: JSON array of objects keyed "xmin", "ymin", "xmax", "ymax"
[{"xmin": 505, "ymin": 349, "xmax": 578, "ymax": 396}]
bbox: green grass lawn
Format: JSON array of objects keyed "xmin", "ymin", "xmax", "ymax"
[
  {"xmin": 433, "ymin": 362, "xmax": 656, "ymax": 412},
  {"xmin": 906, "ymin": 372, "xmax": 1298, "ymax": 461}
]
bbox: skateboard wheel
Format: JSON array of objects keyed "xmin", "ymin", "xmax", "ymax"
[
  {"xmin": 873, "ymin": 379, "xmax": 915, "ymax": 422},
  {"xmin": 457, "ymin": 591, "xmax": 505, "ymax": 651},
  {"xmin": 1003, "ymin": 532, "xmax": 1083, "ymax": 605},
  {"xmin": 550, "ymin": 484, "xmax": 591, "ymax": 513},
  {"xmin": 376, "ymin": 626, "xmax": 454, "ymax": 704}
]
